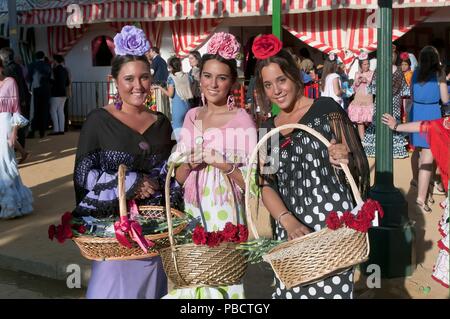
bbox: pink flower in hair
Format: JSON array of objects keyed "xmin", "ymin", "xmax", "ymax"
[
  {"xmin": 358, "ymin": 52, "xmax": 369, "ymax": 60},
  {"xmin": 207, "ymin": 32, "xmax": 240, "ymax": 60}
]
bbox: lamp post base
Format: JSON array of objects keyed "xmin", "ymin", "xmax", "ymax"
[
  {"xmin": 360, "ymin": 186, "xmax": 415, "ymax": 278},
  {"xmin": 361, "ymin": 223, "xmax": 416, "ymax": 278}
]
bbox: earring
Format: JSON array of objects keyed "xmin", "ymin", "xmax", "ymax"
[
  {"xmin": 227, "ymin": 94, "xmax": 235, "ymax": 111},
  {"xmin": 201, "ymin": 93, "xmax": 207, "ymax": 107},
  {"xmin": 113, "ymin": 91, "xmax": 122, "ymax": 110}
]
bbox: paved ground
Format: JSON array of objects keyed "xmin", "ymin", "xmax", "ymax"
[{"xmin": 0, "ymin": 130, "xmax": 448, "ymax": 299}]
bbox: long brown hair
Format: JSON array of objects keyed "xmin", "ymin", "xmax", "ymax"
[
  {"xmin": 320, "ymin": 58, "xmax": 338, "ymax": 92},
  {"xmin": 254, "ymin": 49, "xmax": 304, "ymax": 103}
]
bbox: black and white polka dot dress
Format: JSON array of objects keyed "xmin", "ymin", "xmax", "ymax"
[
  {"xmin": 260, "ymin": 98, "xmax": 360, "ymax": 299},
  {"xmin": 362, "ymin": 69, "xmax": 409, "ymax": 159}
]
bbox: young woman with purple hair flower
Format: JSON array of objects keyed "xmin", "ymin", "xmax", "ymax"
[{"xmin": 72, "ymin": 25, "xmax": 182, "ymax": 299}]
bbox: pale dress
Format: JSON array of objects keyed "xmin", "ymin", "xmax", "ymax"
[
  {"xmin": 163, "ymin": 107, "xmax": 257, "ymax": 299},
  {"xmin": 0, "ymin": 77, "xmax": 33, "ymax": 219}
]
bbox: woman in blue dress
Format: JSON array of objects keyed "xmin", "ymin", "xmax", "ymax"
[
  {"xmin": 153, "ymin": 56, "xmax": 192, "ymax": 140},
  {"xmin": 409, "ymin": 46, "xmax": 448, "ymax": 213}
]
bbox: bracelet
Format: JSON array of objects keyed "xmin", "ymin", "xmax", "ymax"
[
  {"xmin": 277, "ymin": 211, "xmax": 293, "ymax": 225},
  {"xmin": 393, "ymin": 123, "xmax": 399, "ymax": 132},
  {"xmin": 224, "ymin": 164, "xmax": 236, "ymax": 175}
]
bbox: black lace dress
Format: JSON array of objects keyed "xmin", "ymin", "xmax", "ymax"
[
  {"xmin": 73, "ymin": 108, "xmax": 182, "ymax": 217},
  {"xmin": 259, "ymin": 97, "xmax": 369, "ymax": 299},
  {"xmin": 72, "ymin": 108, "xmax": 182, "ymax": 299}
]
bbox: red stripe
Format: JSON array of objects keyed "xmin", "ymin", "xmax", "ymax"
[
  {"xmin": 327, "ymin": 11, "xmax": 333, "ymax": 49},
  {"xmin": 206, "ymin": 0, "xmax": 210, "ymax": 16},
  {"xmin": 190, "ymin": 0, "xmax": 195, "ymax": 16},
  {"xmin": 336, "ymin": 10, "xmax": 342, "ymax": 50},
  {"xmin": 358, "ymin": 10, "xmax": 365, "ymax": 51},
  {"xmin": 248, "ymin": 0, "xmax": 252, "ymax": 13},
  {"xmin": 184, "ymin": 0, "xmax": 188, "ymax": 17},
  {"xmin": 311, "ymin": 12, "xmax": 325, "ymax": 43}
]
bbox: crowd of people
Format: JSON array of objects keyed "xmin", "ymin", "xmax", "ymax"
[{"xmin": 1, "ymin": 24, "xmax": 449, "ymax": 296}]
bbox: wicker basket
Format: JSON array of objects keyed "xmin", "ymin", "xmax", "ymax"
[
  {"xmin": 244, "ymin": 123, "xmax": 370, "ymax": 289},
  {"xmin": 72, "ymin": 164, "xmax": 186, "ymax": 261},
  {"xmin": 159, "ymin": 154, "xmax": 248, "ymax": 289}
]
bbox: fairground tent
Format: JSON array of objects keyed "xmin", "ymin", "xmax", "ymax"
[{"xmin": 1, "ymin": 0, "xmax": 448, "ymax": 66}]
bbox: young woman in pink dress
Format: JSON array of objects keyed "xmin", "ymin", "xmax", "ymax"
[{"xmin": 347, "ymin": 53, "xmax": 374, "ymax": 140}]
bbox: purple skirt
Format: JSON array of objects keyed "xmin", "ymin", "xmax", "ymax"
[{"xmin": 86, "ymin": 257, "xmax": 167, "ymax": 299}]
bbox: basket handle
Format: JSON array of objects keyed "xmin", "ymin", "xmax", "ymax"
[
  {"xmin": 244, "ymin": 123, "xmax": 363, "ymax": 240},
  {"xmin": 118, "ymin": 164, "xmax": 128, "ymax": 218}
]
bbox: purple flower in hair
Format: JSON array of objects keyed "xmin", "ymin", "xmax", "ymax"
[{"xmin": 114, "ymin": 25, "xmax": 151, "ymax": 56}]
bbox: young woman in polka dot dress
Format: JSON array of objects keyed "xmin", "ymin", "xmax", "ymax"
[
  {"xmin": 163, "ymin": 33, "xmax": 257, "ymax": 299},
  {"xmin": 253, "ymin": 36, "xmax": 370, "ymax": 299}
]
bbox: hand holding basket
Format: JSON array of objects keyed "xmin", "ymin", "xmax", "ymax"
[
  {"xmin": 244, "ymin": 123, "xmax": 370, "ymax": 288},
  {"xmin": 72, "ymin": 164, "xmax": 186, "ymax": 261}
]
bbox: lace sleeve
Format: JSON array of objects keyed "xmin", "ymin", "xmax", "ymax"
[{"xmin": 328, "ymin": 111, "xmax": 370, "ymax": 199}]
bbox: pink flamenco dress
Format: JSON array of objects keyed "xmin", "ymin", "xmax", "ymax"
[{"xmin": 347, "ymin": 71, "xmax": 374, "ymax": 124}]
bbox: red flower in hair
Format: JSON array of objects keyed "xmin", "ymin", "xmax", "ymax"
[
  {"xmin": 252, "ymin": 34, "xmax": 282, "ymax": 60},
  {"xmin": 400, "ymin": 52, "xmax": 409, "ymax": 61}
]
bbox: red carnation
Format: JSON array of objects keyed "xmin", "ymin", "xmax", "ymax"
[
  {"xmin": 192, "ymin": 225, "xmax": 208, "ymax": 245},
  {"xmin": 77, "ymin": 225, "xmax": 87, "ymax": 234},
  {"xmin": 63, "ymin": 224, "xmax": 73, "ymax": 239},
  {"xmin": 206, "ymin": 231, "xmax": 223, "ymax": 247},
  {"xmin": 55, "ymin": 225, "xmax": 65, "ymax": 243},
  {"xmin": 237, "ymin": 224, "xmax": 249, "ymax": 243},
  {"xmin": 48, "ymin": 225, "xmax": 56, "ymax": 240},
  {"xmin": 61, "ymin": 212, "xmax": 73, "ymax": 227},
  {"xmin": 342, "ymin": 211, "xmax": 357, "ymax": 229},
  {"xmin": 221, "ymin": 222, "xmax": 239, "ymax": 242},
  {"xmin": 252, "ymin": 34, "xmax": 283, "ymax": 60},
  {"xmin": 325, "ymin": 211, "xmax": 343, "ymax": 230}
]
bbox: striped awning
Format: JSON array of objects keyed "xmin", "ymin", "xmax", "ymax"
[
  {"xmin": 283, "ymin": 7, "xmax": 435, "ymax": 67},
  {"xmin": 17, "ymin": 0, "xmax": 450, "ymax": 26}
]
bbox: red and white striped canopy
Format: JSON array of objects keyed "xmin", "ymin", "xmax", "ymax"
[
  {"xmin": 18, "ymin": 0, "xmax": 449, "ymax": 26},
  {"xmin": 283, "ymin": 7, "xmax": 435, "ymax": 67}
]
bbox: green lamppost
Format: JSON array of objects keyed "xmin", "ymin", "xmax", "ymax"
[
  {"xmin": 7, "ymin": 0, "xmax": 20, "ymax": 56},
  {"xmin": 271, "ymin": 0, "xmax": 282, "ymax": 116},
  {"xmin": 361, "ymin": 0, "xmax": 415, "ymax": 278}
]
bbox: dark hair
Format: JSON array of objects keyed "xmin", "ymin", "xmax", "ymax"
[
  {"xmin": 35, "ymin": 51, "xmax": 45, "ymax": 60},
  {"xmin": 53, "ymin": 54, "xmax": 65, "ymax": 64},
  {"xmin": 299, "ymin": 47, "xmax": 311, "ymax": 59},
  {"xmin": 0, "ymin": 47, "xmax": 14, "ymax": 64},
  {"xmin": 0, "ymin": 58, "xmax": 3, "ymax": 68},
  {"xmin": 254, "ymin": 49, "xmax": 304, "ymax": 103},
  {"xmin": 111, "ymin": 55, "xmax": 151, "ymax": 79},
  {"xmin": 150, "ymin": 47, "xmax": 160, "ymax": 54},
  {"xmin": 320, "ymin": 58, "xmax": 338, "ymax": 92},
  {"xmin": 358, "ymin": 58, "xmax": 370, "ymax": 68},
  {"xmin": 400, "ymin": 57, "xmax": 411, "ymax": 67},
  {"xmin": 417, "ymin": 45, "xmax": 444, "ymax": 83},
  {"xmin": 168, "ymin": 56, "xmax": 182, "ymax": 74},
  {"xmin": 200, "ymin": 54, "xmax": 238, "ymax": 83},
  {"xmin": 189, "ymin": 50, "xmax": 202, "ymax": 68}
]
